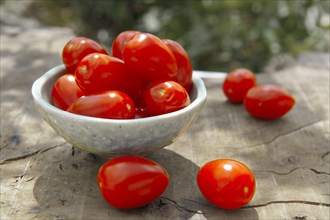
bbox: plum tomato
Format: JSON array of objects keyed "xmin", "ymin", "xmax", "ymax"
[
  {"xmin": 197, "ymin": 159, "xmax": 256, "ymax": 210},
  {"xmin": 123, "ymin": 33, "xmax": 178, "ymax": 83},
  {"xmin": 51, "ymin": 74, "xmax": 84, "ymax": 110},
  {"xmin": 97, "ymin": 156, "xmax": 169, "ymax": 209},
  {"xmin": 75, "ymin": 53, "xmax": 143, "ymax": 101},
  {"xmin": 244, "ymin": 84, "xmax": 295, "ymax": 120},
  {"xmin": 163, "ymin": 39, "xmax": 193, "ymax": 93},
  {"xmin": 223, "ymin": 68, "xmax": 257, "ymax": 103},
  {"xmin": 67, "ymin": 91, "xmax": 135, "ymax": 119},
  {"xmin": 112, "ymin": 30, "xmax": 140, "ymax": 60},
  {"xmin": 135, "ymin": 107, "xmax": 148, "ymax": 119},
  {"xmin": 143, "ymin": 80, "xmax": 191, "ymax": 116},
  {"xmin": 62, "ymin": 37, "xmax": 108, "ymax": 74}
]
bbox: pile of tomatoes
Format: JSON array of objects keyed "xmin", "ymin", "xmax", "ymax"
[{"xmin": 52, "ymin": 31, "xmax": 193, "ymax": 119}]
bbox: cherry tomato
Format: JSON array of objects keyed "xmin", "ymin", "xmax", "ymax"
[
  {"xmin": 75, "ymin": 53, "xmax": 143, "ymax": 101},
  {"xmin": 112, "ymin": 30, "xmax": 140, "ymax": 60},
  {"xmin": 123, "ymin": 33, "xmax": 177, "ymax": 83},
  {"xmin": 163, "ymin": 39, "xmax": 193, "ymax": 92},
  {"xmin": 51, "ymin": 74, "xmax": 84, "ymax": 110},
  {"xmin": 223, "ymin": 68, "xmax": 257, "ymax": 103},
  {"xmin": 143, "ymin": 80, "xmax": 191, "ymax": 116},
  {"xmin": 67, "ymin": 91, "xmax": 135, "ymax": 119},
  {"xmin": 244, "ymin": 84, "xmax": 295, "ymax": 120},
  {"xmin": 97, "ymin": 156, "xmax": 169, "ymax": 209},
  {"xmin": 62, "ymin": 37, "xmax": 108, "ymax": 74},
  {"xmin": 135, "ymin": 107, "xmax": 148, "ymax": 119},
  {"xmin": 197, "ymin": 159, "xmax": 256, "ymax": 210}
]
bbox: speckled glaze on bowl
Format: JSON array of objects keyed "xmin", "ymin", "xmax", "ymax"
[{"xmin": 32, "ymin": 65, "xmax": 207, "ymax": 157}]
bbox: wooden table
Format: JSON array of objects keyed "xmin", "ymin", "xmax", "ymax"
[{"xmin": 1, "ymin": 20, "xmax": 329, "ymax": 220}]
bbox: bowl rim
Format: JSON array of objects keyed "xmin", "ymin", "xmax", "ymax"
[{"xmin": 31, "ymin": 64, "xmax": 207, "ymax": 124}]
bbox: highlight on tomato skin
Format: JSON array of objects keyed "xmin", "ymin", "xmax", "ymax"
[
  {"xmin": 135, "ymin": 107, "xmax": 148, "ymax": 119},
  {"xmin": 62, "ymin": 37, "xmax": 108, "ymax": 74},
  {"xmin": 222, "ymin": 68, "xmax": 257, "ymax": 103},
  {"xmin": 74, "ymin": 53, "xmax": 143, "ymax": 102},
  {"xmin": 197, "ymin": 159, "xmax": 256, "ymax": 210},
  {"xmin": 112, "ymin": 30, "xmax": 140, "ymax": 60},
  {"xmin": 97, "ymin": 156, "xmax": 170, "ymax": 209},
  {"xmin": 243, "ymin": 84, "xmax": 296, "ymax": 120},
  {"xmin": 162, "ymin": 39, "xmax": 193, "ymax": 93},
  {"xmin": 51, "ymin": 74, "xmax": 84, "ymax": 111},
  {"xmin": 143, "ymin": 80, "xmax": 191, "ymax": 116},
  {"xmin": 123, "ymin": 32, "xmax": 178, "ymax": 83},
  {"xmin": 67, "ymin": 90, "xmax": 136, "ymax": 119}
]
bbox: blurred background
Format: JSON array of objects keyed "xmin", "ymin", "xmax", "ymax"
[{"xmin": 2, "ymin": 0, "xmax": 330, "ymax": 73}]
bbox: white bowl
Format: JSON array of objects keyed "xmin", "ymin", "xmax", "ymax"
[{"xmin": 32, "ymin": 65, "xmax": 207, "ymax": 157}]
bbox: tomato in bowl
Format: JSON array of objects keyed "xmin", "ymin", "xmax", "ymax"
[{"xmin": 31, "ymin": 65, "xmax": 206, "ymax": 156}]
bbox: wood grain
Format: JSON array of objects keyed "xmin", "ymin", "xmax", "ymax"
[{"xmin": 1, "ymin": 12, "xmax": 329, "ymax": 220}]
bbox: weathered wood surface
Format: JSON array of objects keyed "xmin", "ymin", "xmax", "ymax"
[{"xmin": 1, "ymin": 10, "xmax": 329, "ymax": 220}]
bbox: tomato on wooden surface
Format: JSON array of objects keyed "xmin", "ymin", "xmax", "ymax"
[
  {"xmin": 197, "ymin": 159, "xmax": 256, "ymax": 210},
  {"xmin": 162, "ymin": 39, "xmax": 193, "ymax": 93},
  {"xmin": 112, "ymin": 30, "xmax": 140, "ymax": 60},
  {"xmin": 223, "ymin": 68, "xmax": 257, "ymax": 103},
  {"xmin": 75, "ymin": 53, "xmax": 143, "ymax": 101},
  {"xmin": 51, "ymin": 74, "xmax": 84, "ymax": 110},
  {"xmin": 143, "ymin": 80, "xmax": 191, "ymax": 116},
  {"xmin": 67, "ymin": 91, "xmax": 135, "ymax": 119},
  {"xmin": 62, "ymin": 37, "xmax": 108, "ymax": 74},
  {"xmin": 97, "ymin": 156, "xmax": 169, "ymax": 209},
  {"xmin": 244, "ymin": 84, "xmax": 295, "ymax": 120},
  {"xmin": 123, "ymin": 33, "xmax": 177, "ymax": 83}
]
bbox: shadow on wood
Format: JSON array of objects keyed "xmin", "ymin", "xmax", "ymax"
[{"xmin": 32, "ymin": 147, "xmax": 259, "ymax": 219}]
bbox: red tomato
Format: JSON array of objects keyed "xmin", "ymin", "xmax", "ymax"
[
  {"xmin": 143, "ymin": 81, "xmax": 191, "ymax": 116},
  {"xmin": 223, "ymin": 69, "xmax": 257, "ymax": 103},
  {"xmin": 135, "ymin": 107, "xmax": 148, "ymax": 119},
  {"xmin": 112, "ymin": 30, "xmax": 140, "ymax": 59},
  {"xmin": 244, "ymin": 84, "xmax": 295, "ymax": 120},
  {"xmin": 163, "ymin": 39, "xmax": 193, "ymax": 92},
  {"xmin": 123, "ymin": 33, "xmax": 177, "ymax": 83},
  {"xmin": 97, "ymin": 156, "xmax": 169, "ymax": 209},
  {"xmin": 67, "ymin": 91, "xmax": 135, "ymax": 119},
  {"xmin": 51, "ymin": 74, "xmax": 84, "ymax": 110},
  {"xmin": 75, "ymin": 53, "xmax": 143, "ymax": 101},
  {"xmin": 62, "ymin": 37, "xmax": 108, "ymax": 74},
  {"xmin": 197, "ymin": 159, "xmax": 256, "ymax": 210}
]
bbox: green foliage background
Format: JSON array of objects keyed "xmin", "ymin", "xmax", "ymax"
[{"xmin": 25, "ymin": 0, "xmax": 329, "ymax": 72}]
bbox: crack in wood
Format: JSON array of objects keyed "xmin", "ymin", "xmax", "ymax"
[
  {"xmin": 321, "ymin": 151, "xmax": 330, "ymax": 159},
  {"xmin": 309, "ymin": 168, "xmax": 330, "ymax": 175},
  {"xmin": 71, "ymin": 146, "xmax": 75, "ymax": 156},
  {"xmin": 152, "ymin": 198, "xmax": 169, "ymax": 210},
  {"xmin": 243, "ymin": 200, "xmax": 330, "ymax": 208},
  {"xmin": 25, "ymin": 176, "xmax": 35, "ymax": 182},
  {"xmin": 0, "ymin": 142, "xmax": 67, "ymax": 165},
  {"xmin": 245, "ymin": 120, "xmax": 325, "ymax": 148},
  {"xmin": 292, "ymin": 214, "xmax": 307, "ymax": 220},
  {"xmin": 160, "ymin": 197, "xmax": 330, "ymax": 214},
  {"xmin": 58, "ymin": 164, "xmax": 64, "ymax": 172},
  {"xmin": 254, "ymin": 167, "xmax": 330, "ymax": 176},
  {"xmin": 160, "ymin": 197, "xmax": 204, "ymax": 214},
  {"xmin": 185, "ymin": 198, "xmax": 330, "ymax": 209}
]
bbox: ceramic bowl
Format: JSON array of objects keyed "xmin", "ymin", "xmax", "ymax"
[{"xmin": 32, "ymin": 65, "xmax": 207, "ymax": 157}]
